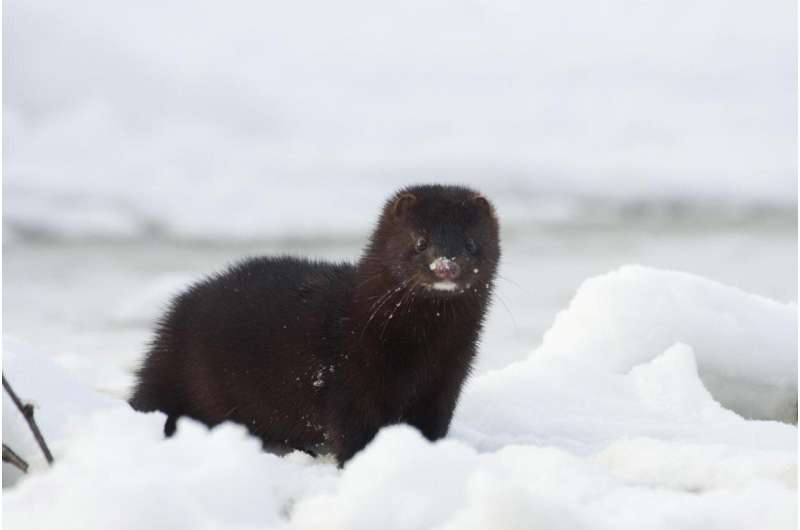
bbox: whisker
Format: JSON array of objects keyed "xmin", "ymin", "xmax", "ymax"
[
  {"xmin": 364, "ymin": 288, "xmax": 395, "ymax": 316},
  {"xmin": 497, "ymin": 273, "xmax": 534, "ymax": 297},
  {"xmin": 364, "ymin": 276, "xmax": 408, "ymax": 315},
  {"xmin": 494, "ymin": 291, "xmax": 519, "ymax": 335},
  {"xmin": 359, "ymin": 276, "xmax": 413, "ymax": 340},
  {"xmin": 354, "ymin": 269, "xmax": 386, "ymax": 289},
  {"xmin": 380, "ymin": 274, "xmax": 423, "ymax": 340},
  {"xmin": 404, "ymin": 280, "xmax": 424, "ymax": 319}
]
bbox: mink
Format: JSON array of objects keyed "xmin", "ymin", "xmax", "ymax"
[{"xmin": 129, "ymin": 184, "xmax": 500, "ymax": 463}]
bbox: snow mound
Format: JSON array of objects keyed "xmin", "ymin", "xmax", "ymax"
[
  {"xmin": 3, "ymin": 266, "xmax": 797, "ymax": 529},
  {"xmin": 293, "ymin": 425, "xmax": 795, "ymax": 530},
  {"xmin": 2, "ymin": 337, "xmax": 117, "ymax": 486},
  {"xmin": 4, "ymin": 408, "xmax": 339, "ymax": 530},
  {"xmin": 596, "ymin": 437, "xmax": 796, "ymax": 492},
  {"xmin": 453, "ymin": 342, "xmax": 794, "ymax": 456},
  {"xmin": 532, "ymin": 265, "xmax": 797, "ymax": 423},
  {"xmin": 5, "ymin": 408, "xmax": 795, "ymax": 530}
]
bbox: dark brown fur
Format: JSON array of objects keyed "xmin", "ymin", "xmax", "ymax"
[{"xmin": 129, "ymin": 184, "xmax": 500, "ymax": 463}]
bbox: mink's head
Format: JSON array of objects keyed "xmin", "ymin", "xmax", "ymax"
[{"xmin": 362, "ymin": 184, "xmax": 500, "ymax": 298}]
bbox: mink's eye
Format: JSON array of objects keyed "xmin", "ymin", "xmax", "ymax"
[
  {"xmin": 415, "ymin": 237, "xmax": 428, "ymax": 252},
  {"xmin": 465, "ymin": 238, "xmax": 478, "ymax": 255}
]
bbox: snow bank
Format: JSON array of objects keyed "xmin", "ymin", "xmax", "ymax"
[
  {"xmin": 2, "ymin": 338, "xmax": 117, "ymax": 486},
  {"xmin": 5, "ymin": 410, "xmax": 795, "ymax": 530},
  {"xmin": 454, "ymin": 342, "xmax": 795, "ymax": 456},
  {"xmin": 530, "ymin": 265, "xmax": 798, "ymax": 423},
  {"xmin": 3, "ymin": 267, "xmax": 797, "ymax": 528},
  {"xmin": 4, "ymin": 408, "xmax": 339, "ymax": 530},
  {"xmin": 294, "ymin": 426, "xmax": 795, "ymax": 530}
]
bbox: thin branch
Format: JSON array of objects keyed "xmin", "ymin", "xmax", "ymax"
[
  {"xmin": 3, "ymin": 375, "xmax": 54, "ymax": 465},
  {"xmin": 3, "ymin": 443, "xmax": 29, "ymax": 473}
]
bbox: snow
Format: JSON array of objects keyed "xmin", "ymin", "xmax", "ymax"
[
  {"xmin": 5, "ymin": 0, "xmax": 795, "ymax": 523},
  {"xmin": 530, "ymin": 265, "xmax": 798, "ymax": 422},
  {"xmin": 3, "ymin": 266, "xmax": 797, "ymax": 528},
  {"xmin": 294, "ymin": 426, "xmax": 795, "ymax": 530},
  {"xmin": 4, "ymin": 408, "xmax": 340, "ymax": 530},
  {"xmin": 2, "ymin": 338, "xmax": 117, "ymax": 487},
  {"xmin": 4, "ymin": 0, "xmax": 796, "ymax": 241}
]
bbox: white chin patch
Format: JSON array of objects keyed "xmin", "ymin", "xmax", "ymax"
[{"xmin": 432, "ymin": 281, "xmax": 458, "ymax": 291}]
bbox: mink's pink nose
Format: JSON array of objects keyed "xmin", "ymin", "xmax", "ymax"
[{"xmin": 432, "ymin": 258, "xmax": 461, "ymax": 280}]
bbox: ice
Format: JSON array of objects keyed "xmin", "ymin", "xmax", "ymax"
[{"xmin": 3, "ymin": 267, "xmax": 797, "ymax": 528}]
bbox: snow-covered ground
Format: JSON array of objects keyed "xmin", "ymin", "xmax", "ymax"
[
  {"xmin": 3, "ymin": 260, "xmax": 797, "ymax": 529},
  {"xmin": 4, "ymin": 0, "xmax": 797, "ymax": 526},
  {"xmin": 3, "ymin": 220, "xmax": 796, "ymax": 395}
]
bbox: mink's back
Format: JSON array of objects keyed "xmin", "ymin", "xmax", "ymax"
[{"xmin": 130, "ymin": 256, "xmax": 355, "ymax": 451}]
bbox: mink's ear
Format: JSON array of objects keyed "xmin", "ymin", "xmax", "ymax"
[
  {"xmin": 392, "ymin": 193, "xmax": 417, "ymax": 219},
  {"xmin": 472, "ymin": 193, "xmax": 494, "ymax": 215}
]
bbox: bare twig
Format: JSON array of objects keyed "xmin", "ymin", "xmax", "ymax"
[
  {"xmin": 3, "ymin": 443, "xmax": 29, "ymax": 473},
  {"xmin": 3, "ymin": 375, "xmax": 54, "ymax": 464}
]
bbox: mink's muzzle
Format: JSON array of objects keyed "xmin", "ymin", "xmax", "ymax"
[{"xmin": 430, "ymin": 257, "xmax": 461, "ymax": 281}]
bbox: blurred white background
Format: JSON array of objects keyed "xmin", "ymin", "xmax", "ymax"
[{"xmin": 3, "ymin": 0, "xmax": 796, "ymax": 394}]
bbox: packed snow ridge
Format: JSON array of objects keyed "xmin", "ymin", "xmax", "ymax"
[
  {"xmin": 3, "ymin": 266, "xmax": 797, "ymax": 529},
  {"xmin": 532, "ymin": 265, "xmax": 797, "ymax": 423}
]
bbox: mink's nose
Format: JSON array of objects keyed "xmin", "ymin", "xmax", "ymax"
[{"xmin": 431, "ymin": 258, "xmax": 461, "ymax": 281}]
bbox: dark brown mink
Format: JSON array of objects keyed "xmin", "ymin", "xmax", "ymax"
[{"xmin": 129, "ymin": 184, "xmax": 500, "ymax": 463}]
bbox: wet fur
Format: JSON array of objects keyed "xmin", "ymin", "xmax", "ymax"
[{"xmin": 129, "ymin": 184, "xmax": 500, "ymax": 463}]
